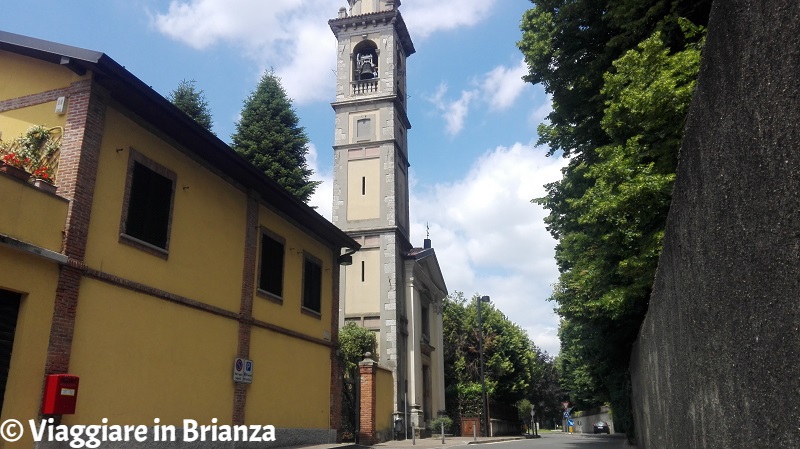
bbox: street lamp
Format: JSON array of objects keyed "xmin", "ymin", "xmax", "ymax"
[{"xmin": 477, "ymin": 295, "xmax": 491, "ymax": 437}]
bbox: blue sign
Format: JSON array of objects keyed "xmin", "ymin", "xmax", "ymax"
[
  {"xmin": 563, "ymin": 411, "xmax": 570, "ymax": 419},
  {"xmin": 567, "ymin": 419, "xmax": 574, "ymax": 427}
]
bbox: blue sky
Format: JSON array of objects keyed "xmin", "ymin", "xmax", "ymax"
[{"xmin": 2, "ymin": 0, "xmax": 568, "ymax": 355}]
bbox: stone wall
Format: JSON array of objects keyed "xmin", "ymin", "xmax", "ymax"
[{"xmin": 630, "ymin": 1, "xmax": 800, "ymax": 448}]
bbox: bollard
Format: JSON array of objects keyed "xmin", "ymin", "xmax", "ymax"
[
  {"xmin": 473, "ymin": 423, "xmax": 477, "ymax": 442},
  {"xmin": 441, "ymin": 421, "xmax": 445, "ymax": 444}
]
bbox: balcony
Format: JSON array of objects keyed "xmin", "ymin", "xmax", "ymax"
[
  {"xmin": 352, "ymin": 79, "xmax": 379, "ymax": 96},
  {"xmin": 0, "ymin": 170, "xmax": 68, "ymax": 254}
]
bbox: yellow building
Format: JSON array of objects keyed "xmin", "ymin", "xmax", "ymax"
[{"xmin": 0, "ymin": 30, "xmax": 358, "ymax": 449}]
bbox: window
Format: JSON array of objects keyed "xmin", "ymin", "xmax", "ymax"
[
  {"xmin": 302, "ymin": 254, "xmax": 323, "ymax": 315},
  {"xmin": 356, "ymin": 118, "xmax": 373, "ymax": 141},
  {"xmin": 422, "ymin": 304, "xmax": 430, "ymax": 340},
  {"xmin": 259, "ymin": 231, "xmax": 285, "ymax": 299},
  {"xmin": 121, "ymin": 152, "xmax": 176, "ymax": 253}
]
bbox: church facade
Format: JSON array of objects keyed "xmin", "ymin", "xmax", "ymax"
[{"xmin": 329, "ymin": 0, "xmax": 448, "ymax": 432}]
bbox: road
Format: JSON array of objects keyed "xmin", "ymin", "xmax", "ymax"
[
  {"xmin": 484, "ymin": 434, "xmax": 628, "ymax": 449},
  {"xmin": 367, "ymin": 433, "xmax": 631, "ymax": 449}
]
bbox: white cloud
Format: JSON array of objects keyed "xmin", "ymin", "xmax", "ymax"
[
  {"xmin": 152, "ymin": 0, "xmax": 338, "ymax": 104},
  {"xmin": 409, "ymin": 142, "xmax": 569, "ymax": 355},
  {"xmin": 426, "ymin": 83, "xmax": 477, "ymax": 137},
  {"xmin": 426, "ymin": 61, "xmax": 537, "ymax": 137},
  {"xmin": 307, "ymin": 143, "xmax": 333, "ymax": 220},
  {"xmin": 482, "ymin": 59, "xmax": 530, "ymax": 111},
  {"xmin": 402, "ymin": 0, "xmax": 498, "ymax": 40},
  {"xmin": 151, "ymin": 0, "xmax": 502, "ymax": 105}
]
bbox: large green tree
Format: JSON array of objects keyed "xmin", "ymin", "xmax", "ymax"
[
  {"xmin": 442, "ymin": 292, "xmax": 560, "ymax": 432},
  {"xmin": 168, "ymin": 79, "xmax": 214, "ymax": 132},
  {"xmin": 231, "ymin": 70, "xmax": 320, "ymax": 202},
  {"xmin": 519, "ymin": 0, "xmax": 709, "ymax": 436}
]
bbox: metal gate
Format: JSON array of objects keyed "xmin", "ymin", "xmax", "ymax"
[{"xmin": 0, "ymin": 289, "xmax": 21, "ymax": 415}]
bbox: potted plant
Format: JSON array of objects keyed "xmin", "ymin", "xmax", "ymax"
[
  {"xmin": 0, "ymin": 152, "xmax": 32, "ymax": 181},
  {"xmin": 30, "ymin": 165, "xmax": 57, "ymax": 193},
  {"xmin": 0, "ymin": 125, "xmax": 61, "ymax": 187}
]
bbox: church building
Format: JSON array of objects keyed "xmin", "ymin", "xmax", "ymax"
[{"xmin": 329, "ymin": 0, "xmax": 449, "ymax": 433}]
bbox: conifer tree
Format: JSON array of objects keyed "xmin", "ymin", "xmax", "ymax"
[
  {"xmin": 231, "ymin": 70, "xmax": 320, "ymax": 202},
  {"xmin": 168, "ymin": 79, "xmax": 214, "ymax": 132}
]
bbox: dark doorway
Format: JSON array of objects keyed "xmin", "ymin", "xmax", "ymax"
[{"xmin": 0, "ymin": 289, "xmax": 21, "ymax": 415}]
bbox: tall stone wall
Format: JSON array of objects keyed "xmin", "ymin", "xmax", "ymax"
[{"xmin": 630, "ymin": 1, "xmax": 800, "ymax": 448}]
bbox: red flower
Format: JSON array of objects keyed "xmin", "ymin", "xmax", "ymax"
[
  {"xmin": 32, "ymin": 166, "xmax": 53, "ymax": 182},
  {"xmin": 2, "ymin": 152, "xmax": 25, "ymax": 168}
]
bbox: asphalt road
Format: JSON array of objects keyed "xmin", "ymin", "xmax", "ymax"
[{"xmin": 472, "ymin": 433, "xmax": 628, "ymax": 449}]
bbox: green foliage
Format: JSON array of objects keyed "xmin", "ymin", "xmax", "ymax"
[
  {"xmin": 427, "ymin": 416, "xmax": 453, "ymax": 433},
  {"xmin": 519, "ymin": 0, "xmax": 709, "ymax": 436},
  {"xmin": 338, "ymin": 322, "xmax": 377, "ymax": 376},
  {"xmin": 338, "ymin": 322, "xmax": 377, "ymax": 441},
  {"xmin": 231, "ymin": 70, "xmax": 320, "ymax": 202},
  {"xmin": 168, "ymin": 79, "xmax": 214, "ymax": 132},
  {"xmin": 442, "ymin": 292, "xmax": 562, "ymax": 431},
  {"xmin": 0, "ymin": 125, "xmax": 61, "ymax": 180}
]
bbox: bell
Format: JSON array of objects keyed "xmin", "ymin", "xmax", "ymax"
[{"xmin": 359, "ymin": 61, "xmax": 375, "ymax": 80}]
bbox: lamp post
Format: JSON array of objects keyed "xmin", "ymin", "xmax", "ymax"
[{"xmin": 477, "ymin": 295, "xmax": 491, "ymax": 437}]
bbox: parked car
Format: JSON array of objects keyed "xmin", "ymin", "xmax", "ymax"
[{"xmin": 593, "ymin": 421, "xmax": 610, "ymax": 434}]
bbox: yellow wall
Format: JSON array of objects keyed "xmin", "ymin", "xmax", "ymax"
[
  {"xmin": 347, "ymin": 158, "xmax": 380, "ymax": 221},
  {"xmin": 65, "ymin": 278, "xmax": 238, "ymax": 426},
  {"xmin": 0, "ymin": 174, "xmax": 68, "ymax": 252},
  {"xmin": 0, "ymin": 250, "xmax": 59, "ymax": 437},
  {"xmin": 246, "ymin": 329, "xmax": 331, "ymax": 428},
  {"xmin": 0, "ymin": 49, "xmax": 341, "ymax": 447},
  {"xmin": 376, "ymin": 366, "xmax": 394, "ymax": 434},
  {"xmin": 344, "ymin": 248, "xmax": 380, "ymax": 315},
  {"xmin": 0, "ymin": 50, "xmax": 75, "ymax": 142},
  {"xmin": 84, "ymin": 108, "xmax": 247, "ymax": 313},
  {"xmin": 252, "ymin": 206, "xmax": 335, "ymax": 341}
]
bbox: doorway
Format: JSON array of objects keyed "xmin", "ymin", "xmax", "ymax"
[{"xmin": 0, "ymin": 289, "xmax": 21, "ymax": 415}]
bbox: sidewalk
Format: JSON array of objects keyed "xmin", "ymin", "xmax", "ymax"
[
  {"xmin": 289, "ymin": 435, "xmax": 525, "ymax": 449},
  {"xmin": 289, "ymin": 432, "xmax": 632, "ymax": 449}
]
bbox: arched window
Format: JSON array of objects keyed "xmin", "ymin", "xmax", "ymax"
[{"xmin": 353, "ymin": 40, "xmax": 378, "ymax": 81}]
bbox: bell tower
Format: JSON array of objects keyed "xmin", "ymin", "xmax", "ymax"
[{"xmin": 330, "ymin": 0, "xmax": 418, "ymax": 424}]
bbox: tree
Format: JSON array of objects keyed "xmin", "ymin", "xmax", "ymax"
[
  {"xmin": 339, "ymin": 322, "xmax": 377, "ymax": 376},
  {"xmin": 337, "ymin": 323, "xmax": 377, "ymax": 440},
  {"xmin": 168, "ymin": 79, "xmax": 213, "ymax": 132},
  {"xmin": 442, "ymin": 292, "xmax": 560, "ymax": 432},
  {"xmin": 519, "ymin": 0, "xmax": 709, "ymax": 436},
  {"xmin": 231, "ymin": 70, "xmax": 320, "ymax": 202}
]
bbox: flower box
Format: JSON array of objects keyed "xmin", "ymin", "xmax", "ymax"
[
  {"xmin": 31, "ymin": 178, "xmax": 57, "ymax": 194},
  {"xmin": 0, "ymin": 162, "xmax": 31, "ymax": 181}
]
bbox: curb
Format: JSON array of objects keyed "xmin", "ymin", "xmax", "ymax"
[{"xmin": 467, "ymin": 437, "xmax": 525, "ymax": 444}]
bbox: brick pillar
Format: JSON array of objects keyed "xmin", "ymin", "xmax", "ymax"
[
  {"xmin": 45, "ymin": 79, "xmax": 106, "ymax": 376},
  {"xmin": 359, "ymin": 354, "xmax": 378, "ymax": 445},
  {"xmin": 233, "ymin": 191, "xmax": 260, "ymax": 425}
]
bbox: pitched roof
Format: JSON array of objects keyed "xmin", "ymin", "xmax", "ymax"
[{"xmin": 0, "ymin": 30, "xmax": 358, "ymax": 252}]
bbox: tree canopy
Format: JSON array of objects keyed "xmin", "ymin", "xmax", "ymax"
[
  {"xmin": 231, "ymin": 70, "xmax": 320, "ymax": 202},
  {"xmin": 442, "ymin": 292, "xmax": 561, "ymax": 431},
  {"xmin": 168, "ymin": 79, "xmax": 214, "ymax": 132},
  {"xmin": 519, "ymin": 0, "xmax": 710, "ymax": 436}
]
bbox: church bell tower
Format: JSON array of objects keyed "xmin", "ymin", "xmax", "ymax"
[{"xmin": 329, "ymin": 0, "xmax": 421, "ymax": 426}]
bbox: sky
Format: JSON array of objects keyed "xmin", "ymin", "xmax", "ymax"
[{"xmin": 2, "ymin": 0, "xmax": 568, "ymax": 355}]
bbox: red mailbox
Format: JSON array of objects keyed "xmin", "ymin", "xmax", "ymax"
[{"xmin": 42, "ymin": 374, "xmax": 80, "ymax": 414}]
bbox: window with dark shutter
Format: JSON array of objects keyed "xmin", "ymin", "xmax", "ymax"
[
  {"xmin": 302, "ymin": 255, "xmax": 322, "ymax": 314},
  {"xmin": 259, "ymin": 231, "xmax": 285, "ymax": 299}
]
